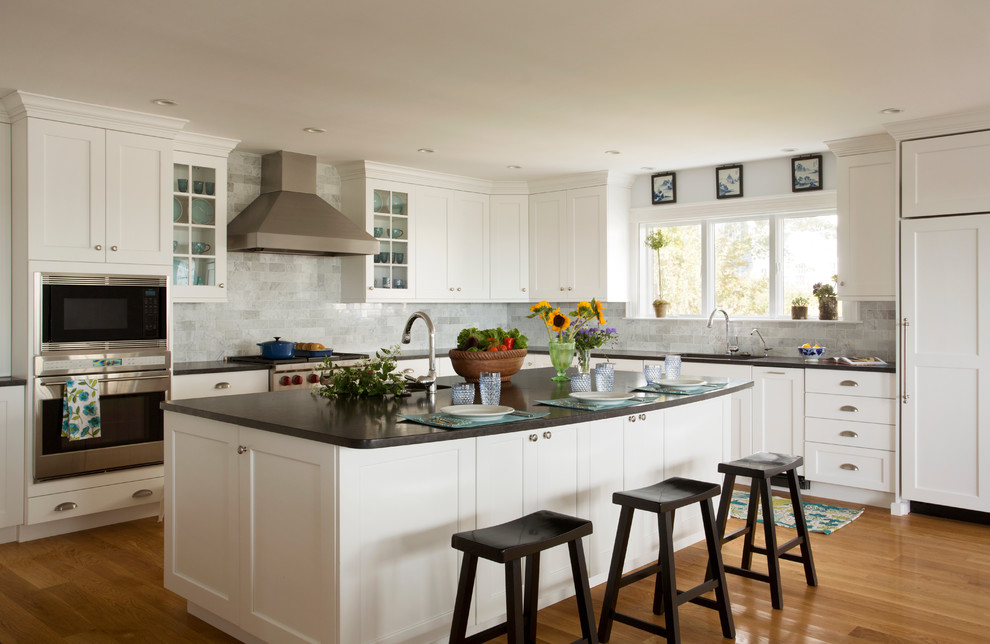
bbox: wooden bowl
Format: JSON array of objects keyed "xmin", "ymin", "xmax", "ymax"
[{"xmin": 448, "ymin": 348, "xmax": 528, "ymax": 383}]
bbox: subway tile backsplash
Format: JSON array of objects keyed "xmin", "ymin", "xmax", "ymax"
[{"xmin": 172, "ymin": 152, "xmax": 897, "ymax": 363}]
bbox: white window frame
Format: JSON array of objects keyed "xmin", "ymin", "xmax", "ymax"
[{"xmin": 629, "ymin": 191, "xmax": 841, "ymax": 320}]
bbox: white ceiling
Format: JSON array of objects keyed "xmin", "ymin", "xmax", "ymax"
[{"xmin": 2, "ymin": 0, "xmax": 989, "ymax": 181}]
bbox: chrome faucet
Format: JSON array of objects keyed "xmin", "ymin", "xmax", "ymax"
[
  {"xmin": 750, "ymin": 328, "xmax": 772, "ymax": 357},
  {"xmin": 401, "ymin": 311, "xmax": 438, "ymax": 395},
  {"xmin": 706, "ymin": 308, "xmax": 739, "ymax": 355}
]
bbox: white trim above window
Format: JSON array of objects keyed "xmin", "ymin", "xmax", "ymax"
[{"xmin": 629, "ymin": 190, "xmax": 836, "ymax": 224}]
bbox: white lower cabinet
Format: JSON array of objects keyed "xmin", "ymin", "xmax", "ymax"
[
  {"xmin": 521, "ymin": 353, "xmax": 553, "ymax": 369},
  {"xmin": 752, "ymin": 367, "xmax": 805, "ymax": 470},
  {"xmin": 0, "ymin": 386, "xmax": 25, "ymax": 529},
  {"xmin": 680, "ymin": 361, "xmax": 753, "ymax": 461},
  {"xmin": 165, "ymin": 413, "xmax": 335, "ymax": 644},
  {"xmin": 619, "ymin": 411, "xmax": 663, "ymax": 570},
  {"xmin": 170, "ymin": 369, "xmax": 269, "ymax": 399}
]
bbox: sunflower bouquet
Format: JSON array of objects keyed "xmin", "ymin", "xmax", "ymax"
[{"xmin": 528, "ymin": 299, "xmax": 606, "ymax": 342}]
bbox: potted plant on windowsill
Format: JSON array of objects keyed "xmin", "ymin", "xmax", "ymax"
[
  {"xmin": 645, "ymin": 229, "xmax": 671, "ymax": 317},
  {"xmin": 812, "ymin": 277, "xmax": 838, "ymax": 320},
  {"xmin": 791, "ymin": 295, "xmax": 809, "ymax": 320}
]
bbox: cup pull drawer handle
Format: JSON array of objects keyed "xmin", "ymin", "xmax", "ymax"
[
  {"xmin": 132, "ymin": 489, "xmax": 154, "ymax": 498},
  {"xmin": 840, "ymin": 405, "xmax": 859, "ymax": 413},
  {"xmin": 839, "ymin": 380, "xmax": 859, "ymax": 387},
  {"xmin": 840, "ymin": 463, "xmax": 860, "ymax": 471},
  {"xmin": 215, "ymin": 382, "xmax": 231, "ymax": 389},
  {"xmin": 839, "ymin": 430, "xmax": 859, "ymax": 438},
  {"xmin": 54, "ymin": 502, "xmax": 78, "ymax": 512}
]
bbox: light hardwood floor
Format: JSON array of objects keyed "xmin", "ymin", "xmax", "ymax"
[{"xmin": 0, "ymin": 495, "xmax": 986, "ymax": 643}]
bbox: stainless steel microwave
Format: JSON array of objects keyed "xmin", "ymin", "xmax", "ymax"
[{"xmin": 39, "ymin": 274, "xmax": 167, "ymax": 352}]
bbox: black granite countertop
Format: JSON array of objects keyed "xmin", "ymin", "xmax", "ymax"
[
  {"xmin": 0, "ymin": 377, "xmax": 27, "ymax": 388},
  {"xmin": 162, "ymin": 367, "xmax": 752, "ymax": 449}
]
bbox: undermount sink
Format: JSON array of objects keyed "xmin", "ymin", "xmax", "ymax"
[{"xmin": 680, "ymin": 352, "xmax": 765, "ymax": 361}]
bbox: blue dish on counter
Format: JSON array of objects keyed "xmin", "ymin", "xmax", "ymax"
[{"xmin": 798, "ymin": 346, "xmax": 826, "ymax": 359}]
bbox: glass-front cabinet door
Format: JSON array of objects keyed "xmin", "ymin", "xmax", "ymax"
[
  {"xmin": 367, "ymin": 185, "xmax": 411, "ymax": 300},
  {"xmin": 172, "ymin": 151, "xmax": 228, "ymax": 301}
]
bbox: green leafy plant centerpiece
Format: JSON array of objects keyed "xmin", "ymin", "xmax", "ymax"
[
  {"xmin": 315, "ymin": 345, "xmax": 406, "ymax": 398},
  {"xmin": 448, "ymin": 327, "xmax": 530, "ymax": 383},
  {"xmin": 645, "ymin": 230, "xmax": 671, "ymax": 317},
  {"xmin": 528, "ymin": 299, "xmax": 608, "ymax": 381}
]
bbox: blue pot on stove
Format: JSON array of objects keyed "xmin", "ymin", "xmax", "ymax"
[{"xmin": 257, "ymin": 337, "xmax": 295, "ymax": 359}]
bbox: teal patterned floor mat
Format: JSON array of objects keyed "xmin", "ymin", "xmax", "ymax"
[{"xmin": 729, "ymin": 490, "xmax": 864, "ymax": 534}]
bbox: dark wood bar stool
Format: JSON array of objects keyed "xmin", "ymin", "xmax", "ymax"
[
  {"xmin": 597, "ymin": 477, "xmax": 734, "ymax": 644},
  {"xmin": 449, "ymin": 509, "xmax": 598, "ymax": 644},
  {"xmin": 713, "ymin": 452, "xmax": 818, "ymax": 609}
]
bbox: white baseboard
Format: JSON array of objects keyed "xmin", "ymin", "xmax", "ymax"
[
  {"xmin": 801, "ymin": 481, "xmax": 894, "ymax": 509},
  {"xmin": 16, "ymin": 502, "xmax": 159, "ymax": 542},
  {"xmin": 0, "ymin": 525, "xmax": 17, "ymax": 544},
  {"xmin": 187, "ymin": 602, "xmax": 265, "ymax": 644}
]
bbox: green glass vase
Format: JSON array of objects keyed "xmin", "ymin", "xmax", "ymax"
[{"xmin": 549, "ymin": 339, "xmax": 575, "ymax": 381}]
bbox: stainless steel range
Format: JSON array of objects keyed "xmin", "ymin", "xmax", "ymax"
[{"xmin": 226, "ymin": 353, "xmax": 368, "ymax": 391}]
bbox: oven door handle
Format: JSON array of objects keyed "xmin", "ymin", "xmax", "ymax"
[{"xmin": 38, "ymin": 372, "xmax": 169, "ymax": 388}]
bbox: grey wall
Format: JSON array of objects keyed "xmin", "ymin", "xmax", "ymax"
[{"xmin": 172, "ymin": 151, "xmax": 894, "ymax": 363}]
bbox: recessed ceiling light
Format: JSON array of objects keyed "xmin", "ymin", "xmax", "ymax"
[
  {"xmin": 880, "ymin": 107, "xmax": 903, "ymax": 114},
  {"xmin": 605, "ymin": 150, "xmax": 621, "ymax": 155},
  {"xmin": 417, "ymin": 148, "xmax": 435, "ymax": 153},
  {"xmin": 641, "ymin": 167, "xmax": 655, "ymax": 171},
  {"xmin": 506, "ymin": 165, "xmax": 521, "ymax": 169},
  {"xmin": 152, "ymin": 98, "xmax": 178, "ymax": 107},
  {"xmin": 781, "ymin": 148, "xmax": 797, "ymax": 153},
  {"xmin": 303, "ymin": 127, "xmax": 326, "ymax": 134}
]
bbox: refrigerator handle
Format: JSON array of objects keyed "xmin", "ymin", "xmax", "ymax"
[{"xmin": 900, "ymin": 317, "xmax": 910, "ymax": 404}]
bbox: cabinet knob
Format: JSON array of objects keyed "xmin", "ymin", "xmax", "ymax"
[
  {"xmin": 95, "ymin": 244, "xmax": 102, "ymax": 251},
  {"xmin": 840, "ymin": 405, "xmax": 859, "ymax": 413},
  {"xmin": 839, "ymin": 380, "xmax": 859, "ymax": 387},
  {"xmin": 839, "ymin": 430, "xmax": 859, "ymax": 438},
  {"xmin": 560, "ymin": 287, "xmax": 565, "ymax": 291},
  {"xmin": 215, "ymin": 382, "xmax": 231, "ymax": 389},
  {"xmin": 543, "ymin": 431, "xmax": 552, "ymax": 440},
  {"xmin": 237, "ymin": 445, "xmax": 248, "ymax": 454},
  {"xmin": 528, "ymin": 434, "xmax": 538, "ymax": 442},
  {"xmin": 839, "ymin": 280, "xmax": 845, "ymax": 286},
  {"xmin": 567, "ymin": 286, "xmax": 573, "ymax": 291},
  {"xmin": 628, "ymin": 415, "xmax": 636, "ymax": 423},
  {"xmin": 522, "ymin": 288, "xmax": 526, "ymax": 292},
  {"xmin": 131, "ymin": 488, "xmax": 154, "ymax": 498},
  {"xmin": 839, "ymin": 463, "xmax": 859, "ymax": 471},
  {"xmin": 449, "ymin": 287, "xmax": 455, "ymax": 292},
  {"xmin": 368, "ymin": 286, "xmax": 374, "ymax": 291},
  {"xmin": 54, "ymin": 501, "xmax": 78, "ymax": 512},
  {"xmin": 111, "ymin": 245, "xmax": 118, "ymax": 251},
  {"xmin": 457, "ymin": 287, "xmax": 461, "ymax": 292},
  {"xmin": 219, "ymin": 283, "xmax": 225, "ymax": 288},
  {"xmin": 639, "ymin": 413, "xmax": 646, "ymax": 421}
]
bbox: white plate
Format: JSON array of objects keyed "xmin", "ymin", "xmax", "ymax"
[
  {"xmin": 656, "ymin": 378, "xmax": 708, "ymax": 389},
  {"xmin": 440, "ymin": 404, "xmax": 514, "ymax": 419},
  {"xmin": 569, "ymin": 392, "xmax": 635, "ymax": 405}
]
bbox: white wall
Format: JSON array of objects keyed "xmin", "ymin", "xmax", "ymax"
[{"xmin": 630, "ymin": 153, "xmax": 837, "ymax": 208}]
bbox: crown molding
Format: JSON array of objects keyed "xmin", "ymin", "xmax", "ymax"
[
  {"xmin": 884, "ymin": 108, "xmax": 990, "ymax": 141},
  {"xmin": 1, "ymin": 91, "xmax": 187, "ymax": 138},
  {"xmin": 825, "ymin": 133, "xmax": 895, "ymax": 156},
  {"xmin": 174, "ymin": 131, "xmax": 240, "ymax": 157},
  {"xmin": 334, "ymin": 160, "xmax": 495, "ymax": 193},
  {"xmin": 629, "ymin": 189, "xmax": 837, "ymax": 223}
]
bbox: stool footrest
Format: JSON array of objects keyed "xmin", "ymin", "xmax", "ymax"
[
  {"xmin": 612, "ymin": 611, "xmax": 669, "ymax": 638},
  {"xmin": 776, "ymin": 536, "xmax": 806, "ymax": 556},
  {"xmin": 617, "ymin": 562, "xmax": 662, "ymax": 589},
  {"xmin": 462, "ymin": 622, "xmax": 507, "ymax": 644},
  {"xmin": 677, "ymin": 579, "xmax": 719, "ymax": 606},
  {"xmin": 721, "ymin": 525, "xmax": 752, "ymax": 545},
  {"xmin": 724, "ymin": 564, "xmax": 771, "ymax": 583}
]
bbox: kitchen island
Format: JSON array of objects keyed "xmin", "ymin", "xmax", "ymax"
[{"xmin": 162, "ymin": 368, "xmax": 752, "ymax": 644}]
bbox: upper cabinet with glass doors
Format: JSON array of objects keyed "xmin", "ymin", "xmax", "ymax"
[{"xmin": 171, "ymin": 134, "xmax": 238, "ymax": 302}]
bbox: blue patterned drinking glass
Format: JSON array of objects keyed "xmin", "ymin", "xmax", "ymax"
[
  {"xmin": 644, "ymin": 364, "xmax": 663, "ymax": 384},
  {"xmin": 594, "ymin": 363, "xmax": 614, "ymax": 392},
  {"xmin": 479, "ymin": 372, "xmax": 501, "ymax": 405},
  {"xmin": 451, "ymin": 382, "xmax": 475, "ymax": 405},
  {"xmin": 570, "ymin": 373, "xmax": 591, "ymax": 392},
  {"xmin": 664, "ymin": 355, "xmax": 682, "ymax": 380}
]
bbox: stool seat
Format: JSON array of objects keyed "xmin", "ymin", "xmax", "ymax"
[
  {"xmin": 612, "ymin": 477, "xmax": 720, "ymax": 514},
  {"xmin": 452, "ymin": 510, "xmax": 592, "ymax": 563},
  {"xmin": 718, "ymin": 452, "xmax": 803, "ymax": 479}
]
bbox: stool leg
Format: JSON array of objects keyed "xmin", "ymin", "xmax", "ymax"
[
  {"xmin": 700, "ymin": 498, "xmax": 736, "ymax": 639},
  {"xmin": 787, "ymin": 468, "xmax": 819, "ymax": 587},
  {"xmin": 652, "ymin": 508, "xmax": 674, "ymax": 615},
  {"xmin": 656, "ymin": 510, "xmax": 681, "ymax": 644},
  {"xmin": 449, "ymin": 553, "xmax": 478, "ymax": 644},
  {"xmin": 504, "ymin": 559, "xmax": 525, "ymax": 643},
  {"xmin": 567, "ymin": 537, "xmax": 599, "ymax": 644},
  {"xmin": 758, "ymin": 478, "xmax": 784, "ymax": 610},
  {"xmin": 597, "ymin": 505, "xmax": 634, "ymax": 643},
  {"xmin": 715, "ymin": 473, "xmax": 737, "ymax": 539},
  {"xmin": 740, "ymin": 478, "xmax": 761, "ymax": 571},
  {"xmin": 523, "ymin": 553, "xmax": 540, "ymax": 643}
]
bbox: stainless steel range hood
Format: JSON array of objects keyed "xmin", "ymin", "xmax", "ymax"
[{"xmin": 228, "ymin": 151, "xmax": 378, "ymax": 256}]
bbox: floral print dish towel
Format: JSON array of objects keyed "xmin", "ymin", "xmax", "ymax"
[{"xmin": 62, "ymin": 378, "xmax": 101, "ymax": 441}]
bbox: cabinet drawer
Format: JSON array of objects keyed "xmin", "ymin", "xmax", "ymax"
[
  {"xmin": 805, "ymin": 418, "xmax": 895, "ymax": 451},
  {"xmin": 805, "ymin": 392, "xmax": 895, "ymax": 424},
  {"xmin": 805, "ymin": 442, "xmax": 894, "ymax": 492},
  {"xmin": 171, "ymin": 370, "xmax": 269, "ymax": 399},
  {"xmin": 805, "ymin": 370, "xmax": 894, "ymax": 397},
  {"xmin": 28, "ymin": 477, "xmax": 163, "ymax": 524}
]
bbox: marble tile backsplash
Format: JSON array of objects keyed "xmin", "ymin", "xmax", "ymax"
[{"xmin": 173, "ymin": 151, "xmax": 896, "ymax": 363}]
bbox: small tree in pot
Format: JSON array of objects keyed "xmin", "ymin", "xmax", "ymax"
[
  {"xmin": 812, "ymin": 276, "xmax": 838, "ymax": 320},
  {"xmin": 645, "ymin": 229, "xmax": 671, "ymax": 317}
]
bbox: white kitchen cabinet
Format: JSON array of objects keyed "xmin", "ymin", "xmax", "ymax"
[
  {"xmin": 172, "ymin": 138, "xmax": 238, "ymax": 301},
  {"xmin": 619, "ymin": 411, "xmax": 663, "ymax": 570},
  {"xmin": 164, "ymin": 414, "xmax": 335, "ymax": 643},
  {"xmin": 680, "ymin": 361, "xmax": 753, "ymax": 461},
  {"xmin": 395, "ymin": 355, "xmax": 453, "ymax": 379},
  {"xmin": 475, "ymin": 425, "xmax": 586, "ymax": 624},
  {"xmin": 752, "ymin": 367, "xmax": 805, "ymax": 471},
  {"xmin": 832, "ymin": 141, "xmax": 896, "ymax": 300},
  {"xmin": 902, "ymin": 130, "xmax": 990, "ymax": 218},
  {"xmin": 0, "ymin": 386, "xmax": 25, "ymax": 529},
  {"xmin": 586, "ymin": 356, "xmax": 643, "ymax": 374},
  {"xmin": 522, "ymin": 353, "xmax": 553, "ymax": 369},
  {"xmin": 901, "ymin": 214, "xmax": 990, "ymax": 512},
  {"xmin": 24, "ymin": 119, "xmax": 171, "ymax": 264},
  {"xmin": 171, "ymin": 369, "xmax": 269, "ymax": 399},
  {"xmin": 416, "ymin": 187, "xmax": 489, "ymax": 300},
  {"xmin": 489, "ymin": 194, "xmax": 529, "ymax": 301},
  {"xmin": 804, "ymin": 370, "xmax": 896, "ymax": 493}
]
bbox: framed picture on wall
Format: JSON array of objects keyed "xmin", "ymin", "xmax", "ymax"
[
  {"xmin": 792, "ymin": 154, "xmax": 823, "ymax": 192},
  {"xmin": 651, "ymin": 171, "xmax": 677, "ymax": 204},
  {"xmin": 716, "ymin": 164, "xmax": 743, "ymax": 199}
]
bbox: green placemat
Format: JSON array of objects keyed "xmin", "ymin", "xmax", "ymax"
[
  {"xmin": 397, "ymin": 411, "xmax": 549, "ymax": 429},
  {"xmin": 632, "ymin": 382, "xmax": 727, "ymax": 395},
  {"xmin": 535, "ymin": 396, "xmax": 660, "ymax": 411}
]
